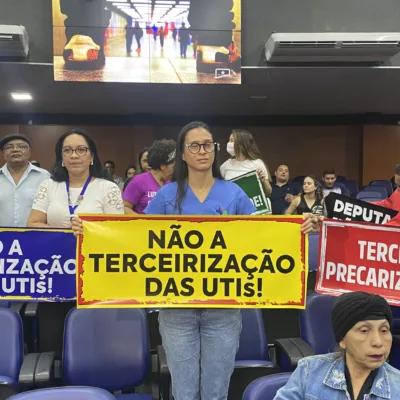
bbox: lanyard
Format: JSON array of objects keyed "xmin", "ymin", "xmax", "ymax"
[{"xmin": 66, "ymin": 175, "xmax": 92, "ymax": 218}]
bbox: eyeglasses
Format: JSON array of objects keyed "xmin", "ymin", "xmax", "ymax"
[
  {"xmin": 62, "ymin": 146, "xmax": 90, "ymax": 157},
  {"xmin": 185, "ymin": 142, "xmax": 217, "ymax": 154},
  {"xmin": 3, "ymin": 144, "xmax": 29, "ymax": 152}
]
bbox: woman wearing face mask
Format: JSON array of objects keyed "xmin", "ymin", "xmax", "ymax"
[
  {"xmin": 285, "ymin": 175, "xmax": 324, "ymax": 216},
  {"xmin": 123, "ymin": 139, "xmax": 176, "ymax": 214},
  {"xmin": 274, "ymin": 291, "xmax": 400, "ymax": 400},
  {"xmin": 220, "ymin": 129, "xmax": 272, "ymax": 198}
]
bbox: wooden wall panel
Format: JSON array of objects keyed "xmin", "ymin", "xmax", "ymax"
[
  {"xmin": 152, "ymin": 124, "xmax": 362, "ymax": 181},
  {"xmin": 362, "ymin": 125, "xmax": 400, "ymax": 185},
  {"xmin": 224, "ymin": 126, "xmax": 362, "ymax": 182},
  {"xmin": 0, "ymin": 124, "xmax": 362, "ymax": 181},
  {"xmin": 0, "ymin": 125, "xmax": 20, "ymax": 136},
  {"xmin": 10, "ymin": 125, "xmax": 154, "ymax": 176}
]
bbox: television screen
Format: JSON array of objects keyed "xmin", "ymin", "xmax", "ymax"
[{"xmin": 52, "ymin": 0, "xmax": 241, "ymax": 84}]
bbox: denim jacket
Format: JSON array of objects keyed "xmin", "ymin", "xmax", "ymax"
[{"xmin": 274, "ymin": 354, "xmax": 400, "ymax": 399}]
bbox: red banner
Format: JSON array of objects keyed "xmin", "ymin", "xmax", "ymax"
[{"xmin": 316, "ymin": 220, "xmax": 400, "ymax": 306}]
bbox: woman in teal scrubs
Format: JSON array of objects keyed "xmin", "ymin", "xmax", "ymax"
[{"xmin": 144, "ymin": 121, "xmax": 255, "ymax": 400}]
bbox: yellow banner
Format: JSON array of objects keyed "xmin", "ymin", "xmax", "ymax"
[{"xmin": 77, "ymin": 215, "xmax": 308, "ymax": 309}]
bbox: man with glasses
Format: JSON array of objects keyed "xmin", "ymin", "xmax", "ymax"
[{"xmin": 0, "ymin": 134, "xmax": 50, "ymax": 227}]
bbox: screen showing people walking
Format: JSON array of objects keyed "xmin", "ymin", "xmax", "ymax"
[{"xmin": 52, "ymin": 0, "xmax": 241, "ymax": 84}]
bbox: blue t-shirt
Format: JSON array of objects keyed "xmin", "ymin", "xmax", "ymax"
[{"xmin": 144, "ymin": 179, "xmax": 256, "ymax": 216}]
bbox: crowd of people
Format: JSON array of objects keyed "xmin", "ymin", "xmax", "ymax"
[
  {"xmin": 125, "ymin": 20, "xmax": 193, "ymax": 58},
  {"xmin": 0, "ymin": 125, "xmax": 333, "ymax": 230},
  {"xmin": 1, "ymin": 122, "xmax": 400, "ymax": 399}
]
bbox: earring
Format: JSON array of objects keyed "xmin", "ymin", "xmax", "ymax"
[
  {"xmin": 90, "ymin": 160, "xmax": 94, "ymax": 165},
  {"xmin": 62, "ymin": 162, "xmax": 65, "ymax": 167}
]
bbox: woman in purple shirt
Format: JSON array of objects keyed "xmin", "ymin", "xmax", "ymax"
[{"xmin": 123, "ymin": 139, "xmax": 176, "ymax": 214}]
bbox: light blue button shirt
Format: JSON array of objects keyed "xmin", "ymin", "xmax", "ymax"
[{"xmin": 0, "ymin": 163, "xmax": 50, "ymax": 227}]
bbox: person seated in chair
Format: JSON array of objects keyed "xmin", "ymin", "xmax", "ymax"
[
  {"xmin": 274, "ymin": 291, "xmax": 400, "ymax": 399},
  {"xmin": 321, "ymin": 168, "xmax": 346, "ymax": 197}
]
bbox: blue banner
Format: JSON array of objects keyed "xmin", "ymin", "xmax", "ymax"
[{"xmin": 0, "ymin": 229, "xmax": 76, "ymax": 301}]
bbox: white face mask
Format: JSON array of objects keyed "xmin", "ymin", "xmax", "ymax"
[{"xmin": 226, "ymin": 142, "xmax": 235, "ymax": 157}]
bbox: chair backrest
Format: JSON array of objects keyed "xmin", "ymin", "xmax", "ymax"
[
  {"xmin": 63, "ymin": 308, "xmax": 150, "ymax": 392},
  {"xmin": 292, "ymin": 176, "xmax": 305, "ymax": 183},
  {"xmin": 0, "ymin": 308, "xmax": 24, "ymax": 384},
  {"xmin": 342, "ymin": 180, "xmax": 358, "ymax": 197},
  {"xmin": 308, "ymin": 234, "xmax": 319, "ymax": 272},
  {"xmin": 370, "ymin": 180, "xmax": 393, "ymax": 196},
  {"xmin": 0, "ymin": 301, "xmax": 10, "ymax": 308},
  {"xmin": 336, "ymin": 182, "xmax": 350, "ymax": 197},
  {"xmin": 336, "ymin": 175, "xmax": 346, "ymax": 183},
  {"xmin": 242, "ymin": 373, "xmax": 292, "ymax": 400},
  {"xmin": 363, "ymin": 185, "xmax": 388, "ymax": 198},
  {"xmin": 8, "ymin": 387, "xmax": 116, "ymax": 399},
  {"xmin": 292, "ymin": 182, "xmax": 303, "ymax": 194},
  {"xmin": 236, "ymin": 309, "xmax": 269, "ymax": 361},
  {"xmin": 391, "ymin": 306, "xmax": 400, "ymax": 333},
  {"xmin": 361, "ymin": 197, "xmax": 383, "ymax": 203},
  {"xmin": 357, "ymin": 191, "xmax": 384, "ymax": 200},
  {"xmin": 300, "ymin": 293, "xmax": 336, "ymax": 355}
]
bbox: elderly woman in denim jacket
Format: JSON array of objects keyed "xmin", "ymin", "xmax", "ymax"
[{"xmin": 274, "ymin": 291, "xmax": 400, "ymax": 400}]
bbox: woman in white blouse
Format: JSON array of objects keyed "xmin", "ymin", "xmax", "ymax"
[
  {"xmin": 27, "ymin": 128, "xmax": 124, "ymax": 228},
  {"xmin": 220, "ymin": 129, "xmax": 272, "ymax": 210},
  {"xmin": 26, "ymin": 128, "xmax": 124, "ymax": 358}
]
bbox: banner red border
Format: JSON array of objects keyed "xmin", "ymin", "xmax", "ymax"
[
  {"xmin": 315, "ymin": 219, "xmax": 400, "ymax": 305},
  {"xmin": 77, "ymin": 215, "xmax": 307, "ymax": 308}
]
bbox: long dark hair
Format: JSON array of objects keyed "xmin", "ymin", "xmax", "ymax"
[
  {"xmin": 231, "ymin": 129, "xmax": 272, "ymax": 182},
  {"xmin": 51, "ymin": 128, "xmax": 109, "ymax": 182},
  {"xmin": 125, "ymin": 164, "xmax": 136, "ymax": 178},
  {"xmin": 136, "ymin": 147, "xmax": 150, "ymax": 175},
  {"xmin": 303, "ymin": 175, "xmax": 324, "ymax": 204},
  {"xmin": 172, "ymin": 121, "xmax": 222, "ymax": 214}
]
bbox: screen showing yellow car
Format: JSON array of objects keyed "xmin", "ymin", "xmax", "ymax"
[{"xmin": 52, "ymin": 0, "xmax": 241, "ymax": 84}]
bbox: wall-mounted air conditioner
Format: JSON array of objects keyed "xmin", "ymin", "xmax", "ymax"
[
  {"xmin": 0, "ymin": 25, "xmax": 29, "ymax": 59},
  {"xmin": 265, "ymin": 32, "xmax": 400, "ymax": 64}
]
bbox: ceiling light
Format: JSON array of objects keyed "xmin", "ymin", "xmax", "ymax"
[{"xmin": 11, "ymin": 93, "xmax": 32, "ymax": 101}]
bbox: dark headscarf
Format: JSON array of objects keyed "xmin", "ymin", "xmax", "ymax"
[{"xmin": 331, "ymin": 292, "xmax": 392, "ymax": 343}]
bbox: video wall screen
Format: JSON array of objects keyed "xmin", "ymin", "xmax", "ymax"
[{"xmin": 52, "ymin": 0, "xmax": 241, "ymax": 84}]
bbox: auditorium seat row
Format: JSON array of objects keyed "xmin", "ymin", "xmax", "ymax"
[
  {"xmin": 7, "ymin": 376, "xmax": 293, "ymax": 400},
  {"xmin": 9, "ymin": 387, "xmax": 117, "ymax": 399},
  {"xmin": 357, "ymin": 181, "xmax": 392, "ymax": 201},
  {"xmin": 154, "ymin": 293, "xmax": 400, "ymax": 399},
  {"xmin": 292, "ymin": 176, "xmax": 395, "ymax": 200},
  {"xmin": 0, "ymin": 307, "xmax": 153, "ymax": 399},
  {"xmin": 0, "ymin": 233, "xmax": 340, "ymax": 400},
  {"xmin": 1, "ymin": 297, "xmax": 399, "ymax": 399},
  {"xmin": 1, "ymin": 230, "xmax": 399, "ymax": 399}
]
